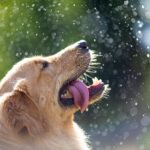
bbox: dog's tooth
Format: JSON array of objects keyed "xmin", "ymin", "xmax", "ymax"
[
  {"xmin": 61, "ymin": 93, "xmax": 67, "ymax": 98},
  {"xmin": 92, "ymin": 77, "xmax": 99, "ymax": 83},
  {"xmin": 61, "ymin": 94, "xmax": 64, "ymax": 97},
  {"xmin": 62, "ymin": 90, "xmax": 67, "ymax": 95},
  {"xmin": 92, "ymin": 78, "xmax": 94, "ymax": 83},
  {"xmin": 61, "ymin": 90, "xmax": 72, "ymax": 98}
]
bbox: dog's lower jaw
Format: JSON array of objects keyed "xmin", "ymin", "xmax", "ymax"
[{"xmin": 89, "ymin": 84, "xmax": 109, "ymax": 105}]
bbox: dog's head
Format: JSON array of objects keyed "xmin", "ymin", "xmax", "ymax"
[{"xmin": 0, "ymin": 40, "xmax": 108, "ymax": 137}]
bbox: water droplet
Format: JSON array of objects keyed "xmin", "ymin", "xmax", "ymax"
[
  {"xmin": 147, "ymin": 53, "xmax": 150, "ymax": 57},
  {"xmin": 136, "ymin": 30, "xmax": 143, "ymax": 38},
  {"xmin": 141, "ymin": 5, "xmax": 145, "ymax": 9},
  {"xmin": 124, "ymin": 0, "xmax": 129, "ymax": 5}
]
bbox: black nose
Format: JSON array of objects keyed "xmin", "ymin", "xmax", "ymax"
[{"xmin": 77, "ymin": 40, "xmax": 89, "ymax": 51}]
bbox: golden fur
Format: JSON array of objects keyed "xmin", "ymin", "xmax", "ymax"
[{"xmin": 0, "ymin": 42, "xmax": 107, "ymax": 150}]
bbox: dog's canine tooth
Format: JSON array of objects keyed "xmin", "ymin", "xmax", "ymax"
[{"xmin": 92, "ymin": 77, "xmax": 99, "ymax": 83}]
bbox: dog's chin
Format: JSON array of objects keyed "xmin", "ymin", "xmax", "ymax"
[{"xmin": 59, "ymin": 72, "xmax": 108, "ymax": 113}]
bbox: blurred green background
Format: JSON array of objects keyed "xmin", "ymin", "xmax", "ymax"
[{"xmin": 0, "ymin": 0, "xmax": 150, "ymax": 150}]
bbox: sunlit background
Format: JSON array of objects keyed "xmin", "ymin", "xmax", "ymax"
[{"xmin": 0, "ymin": 0, "xmax": 150, "ymax": 150}]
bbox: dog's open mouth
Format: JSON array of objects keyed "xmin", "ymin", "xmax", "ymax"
[
  {"xmin": 59, "ymin": 40, "xmax": 106, "ymax": 112},
  {"xmin": 59, "ymin": 78, "xmax": 105, "ymax": 112}
]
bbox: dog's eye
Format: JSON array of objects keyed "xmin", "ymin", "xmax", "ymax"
[{"xmin": 42, "ymin": 61, "xmax": 49, "ymax": 69}]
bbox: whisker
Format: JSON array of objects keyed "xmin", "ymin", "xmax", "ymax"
[
  {"xmin": 86, "ymin": 70, "xmax": 95, "ymax": 73},
  {"xmin": 90, "ymin": 50, "xmax": 102, "ymax": 58},
  {"xmin": 88, "ymin": 67, "xmax": 100, "ymax": 70},
  {"xmin": 91, "ymin": 58, "xmax": 97, "ymax": 61},
  {"xmin": 90, "ymin": 62, "xmax": 101, "ymax": 65},
  {"xmin": 88, "ymin": 66, "xmax": 100, "ymax": 69},
  {"xmin": 86, "ymin": 71, "xmax": 97, "ymax": 75},
  {"xmin": 79, "ymin": 76, "xmax": 85, "ymax": 82},
  {"xmin": 80, "ymin": 74, "xmax": 90, "ymax": 84},
  {"xmin": 102, "ymin": 85, "xmax": 111, "ymax": 99},
  {"xmin": 84, "ymin": 72, "xmax": 93, "ymax": 79},
  {"xmin": 84, "ymin": 76, "xmax": 91, "ymax": 84}
]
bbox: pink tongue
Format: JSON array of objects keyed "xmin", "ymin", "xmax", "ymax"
[{"xmin": 68, "ymin": 81, "xmax": 89, "ymax": 112}]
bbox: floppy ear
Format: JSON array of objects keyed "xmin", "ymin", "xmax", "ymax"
[{"xmin": 2, "ymin": 80, "xmax": 46, "ymax": 137}]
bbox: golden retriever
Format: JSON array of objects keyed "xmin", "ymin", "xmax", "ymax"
[{"xmin": 0, "ymin": 40, "xmax": 108, "ymax": 150}]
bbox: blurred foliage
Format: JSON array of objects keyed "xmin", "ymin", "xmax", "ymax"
[{"xmin": 141, "ymin": 129, "xmax": 150, "ymax": 150}]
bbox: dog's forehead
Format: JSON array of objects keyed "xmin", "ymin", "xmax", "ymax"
[
  {"xmin": 23, "ymin": 56, "xmax": 45, "ymax": 62},
  {"xmin": 18, "ymin": 56, "xmax": 45, "ymax": 66}
]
